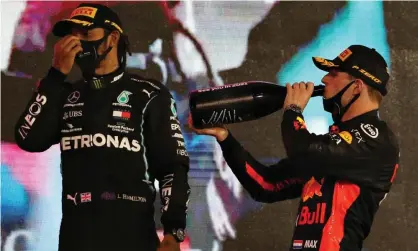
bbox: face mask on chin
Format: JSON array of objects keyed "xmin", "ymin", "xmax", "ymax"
[
  {"xmin": 75, "ymin": 33, "xmax": 113, "ymax": 78},
  {"xmin": 322, "ymin": 80, "xmax": 360, "ymax": 123}
]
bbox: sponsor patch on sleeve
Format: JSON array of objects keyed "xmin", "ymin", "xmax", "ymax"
[
  {"xmin": 338, "ymin": 131, "xmax": 353, "ymax": 144},
  {"xmin": 293, "ymin": 116, "xmax": 307, "ymax": 131},
  {"xmin": 360, "ymin": 123, "xmax": 379, "ymax": 138}
]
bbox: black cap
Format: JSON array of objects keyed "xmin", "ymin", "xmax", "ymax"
[
  {"xmin": 312, "ymin": 45, "xmax": 390, "ymax": 96},
  {"xmin": 52, "ymin": 3, "xmax": 124, "ymax": 37}
]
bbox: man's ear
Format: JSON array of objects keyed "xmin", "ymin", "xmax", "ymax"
[
  {"xmin": 108, "ymin": 31, "xmax": 120, "ymax": 47},
  {"xmin": 353, "ymin": 79, "xmax": 366, "ymax": 95}
]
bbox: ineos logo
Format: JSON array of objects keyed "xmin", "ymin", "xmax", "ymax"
[
  {"xmin": 28, "ymin": 102, "xmax": 42, "ymax": 116},
  {"xmin": 67, "ymin": 91, "xmax": 81, "ymax": 103}
]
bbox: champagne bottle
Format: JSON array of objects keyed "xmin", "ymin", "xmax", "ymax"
[{"xmin": 189, "ymin": 81, "xmax": 324, "ymax": 128}]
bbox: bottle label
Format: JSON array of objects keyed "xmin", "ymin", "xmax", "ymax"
[
  {"xmin": 196, "ymin": 108, "xmax": 243, "ymax": 128},
  {"xmin": 195, "ymin": 82, "xmax": 249, "ymax": 93}
]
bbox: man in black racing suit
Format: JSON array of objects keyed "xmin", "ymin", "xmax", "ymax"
[
  {"xmin": 14, "ymin": 3, "xmax": 190, "ymax": 251},
  {"xmin": 190, "ymin": 45, "xmax": 400, "ymax": 251}
]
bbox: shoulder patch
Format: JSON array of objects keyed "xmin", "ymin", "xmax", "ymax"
[
  {"xmin": 338, "ymin": 131, "xmax": 353, "ymax": 144},
  {"xmin": 360, "ymin": 123, "xmax": 379, "ymax": 138},
  {"xmin": 170, "ymin": 98, "xmax": 177, "ymax": 117},
  {"xmin": 130, "ymin": 77, "xmax": 161, "ymax": 91}
]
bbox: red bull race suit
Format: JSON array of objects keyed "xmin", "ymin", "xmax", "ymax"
[
  {"xmin": 14, "ymin": 67, "xmax": 190, "ymax": 251},
  {"xmin": 218, "ymin": 109, "xmax": 399, "ymax": 251}
]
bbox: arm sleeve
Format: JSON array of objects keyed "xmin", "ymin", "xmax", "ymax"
[
  {"xmin": 218, "ymin": 132, "xmax": 307, "ymax": 203},
  {"xmin": 281, "ymin": 109, "xmax": 396, "ymax": 188},
  {"xmin": 143, "ymin": 88, "xmax": 190, "ymax": 235},
  {"xmin": 14, "ymin": 67, "xmax": 67, "ymax": 152}
]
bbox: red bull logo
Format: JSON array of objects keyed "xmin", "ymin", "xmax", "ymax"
[
  {"xmin": 302, "ymin": 177, "xmax": 324, "ymax": 202},
  {"xmin": 298, "ymin": 203, "xmax": 327, "ymax": 226}
]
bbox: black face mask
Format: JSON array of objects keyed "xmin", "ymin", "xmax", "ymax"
[
  {"xmin": 323, "ymin": 80, "xmax": 360, "ymax": 123},
  {"xmin": 75, "ymin": 33, "xmax": 113, "ymax": 78}
]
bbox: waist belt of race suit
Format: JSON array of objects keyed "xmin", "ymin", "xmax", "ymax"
[{"xmin": 64, "ymin": 190, "xmax": 149, "ymax": 207}]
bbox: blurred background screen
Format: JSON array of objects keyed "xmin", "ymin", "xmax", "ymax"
[{"xmin": 1, "ymin": 1, "xmax": 418, "ymax": 251}]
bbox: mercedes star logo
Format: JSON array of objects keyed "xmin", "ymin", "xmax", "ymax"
[{"xmin": 67, "ymin": 91, "xmax": 80, "ymax": 103}]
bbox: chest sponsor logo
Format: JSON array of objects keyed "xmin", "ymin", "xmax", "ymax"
[
  {"xmin": 350, "ymin": 129, "xmax": 365, "ymax": 143},
  {"xmin": 63, "ymin": 110, "xmax": 82, "ymax": 120},
  {"xmin": 142, "ymin": 89, "xmax": 154, "ymax": 98},
  {"xmin": 111, "ymin": 72, "xmax": 124, "ymax": 83},
  {"xmin": 107, "ymin": 124, "xmax": 134, "ymax": 134},
  {"xmin": 18, "ymin": 93, "xmax": 47, "ymax": 139},
  {"xmin": 297, "ymin": 203, "xmax": 326, "ymax": 226},
  {"xmin": 67, "ymin": 91, "xmax": 80, "ymax": 103},
  {"xmin": 302, "ymin": 177, "xmax": 323, "ymax": 202},
  {"xmin": 113, "ymin": 90, "xmax": 132, "ymax": 108},
  {"xmin": 61, "ymin": 123, "xmax": 82, "ymax": 133},
  {"xmin": 64, "ymin": 102, "xmax": 84, "ymax": 108},
  {"xmin": 360, "ymin": 123, "xmax": 379, "ymax": 138},
  {"xmin": 113, "ymin": 110, "xmax": 131, "ymax": 120},
  {"xmin": 61, "ymin": 133, "xmax": 141, "ymax": 152}
]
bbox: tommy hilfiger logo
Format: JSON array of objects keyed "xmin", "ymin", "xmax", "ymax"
[{"xmin": 113, "ymin": 110, "xmax": 131, "ymax": 120}]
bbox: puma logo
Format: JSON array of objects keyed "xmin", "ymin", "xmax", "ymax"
[
  {"xmin": 67, "ymin": 193, "xmax": 78, "ymax": 205},
  {"xmin": 142, "ymin": 89, "xmax": 154, "ymax": 98}
]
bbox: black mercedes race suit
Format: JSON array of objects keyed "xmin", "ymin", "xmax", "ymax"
[
  {"xmin": 14, "ymin": 67, "xmax": 190, "ymax": 251},
  {"xmin": 218, "ymin": 109, "xmax": 399, "ymax": 251}
]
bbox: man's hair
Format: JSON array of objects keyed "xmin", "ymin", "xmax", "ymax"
[
  {"xmin": 106, "ymin": 29, "xmax": 130, "ymax": 68},
  {"xmin": 367, "ymin": 85, "xmax": 383, "ymax": 104}
]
